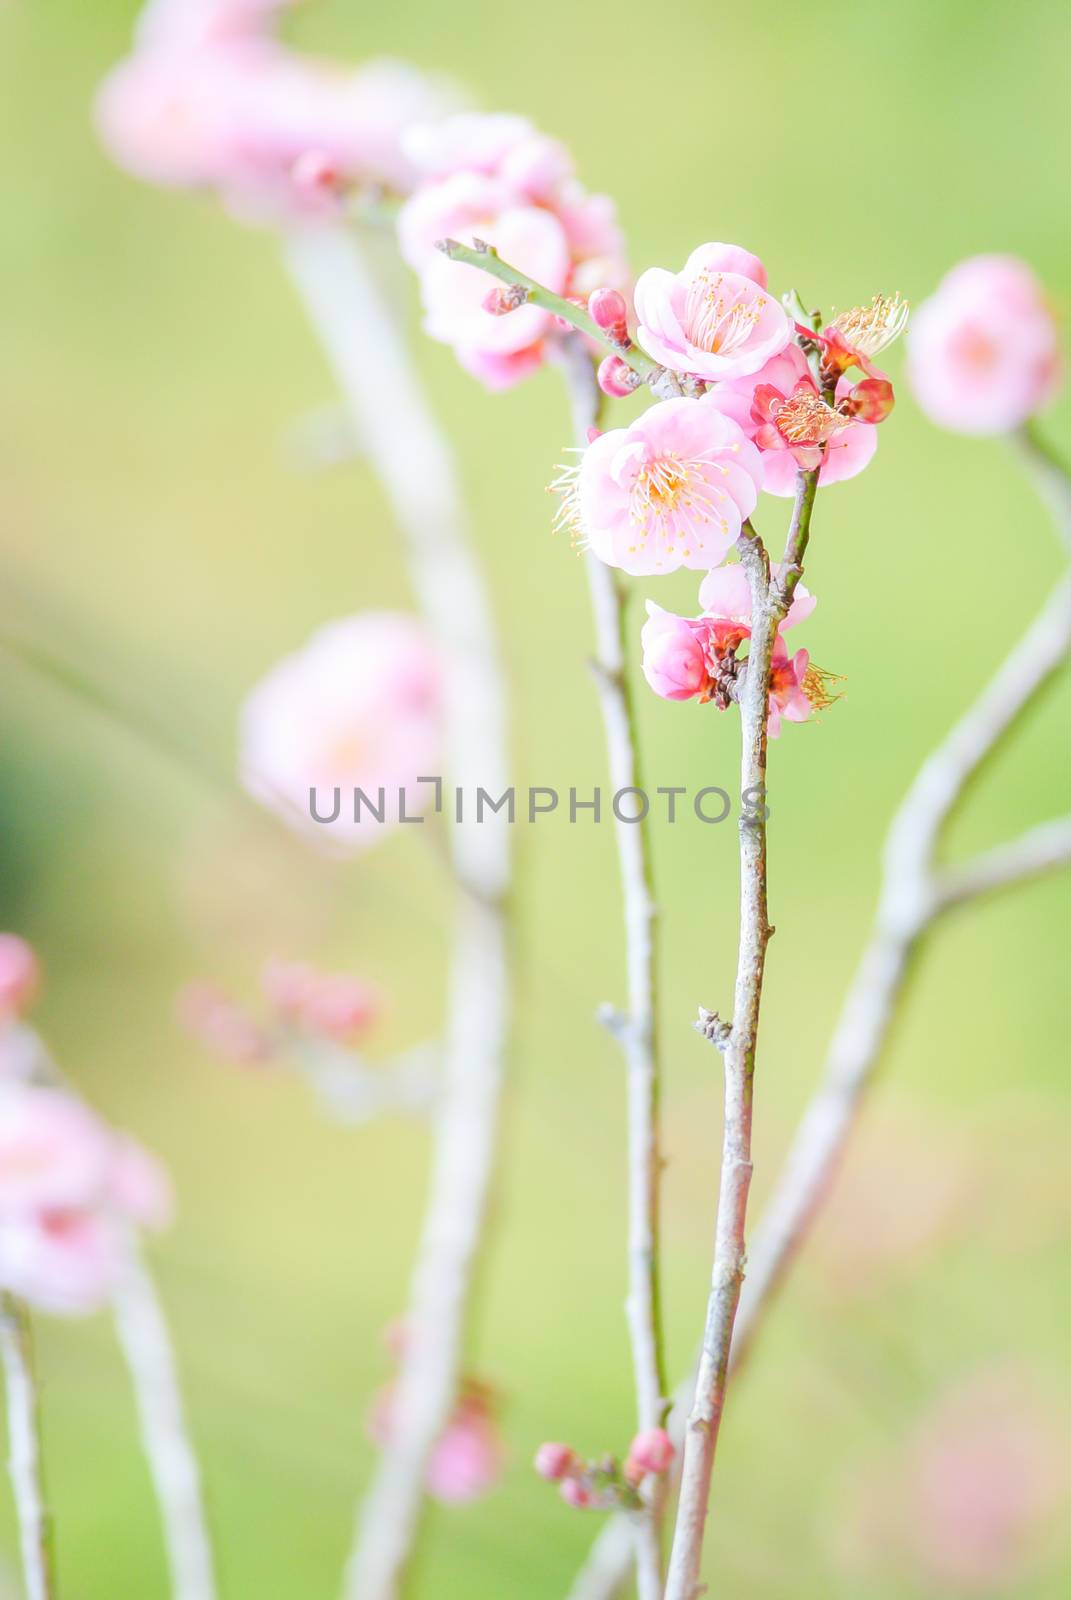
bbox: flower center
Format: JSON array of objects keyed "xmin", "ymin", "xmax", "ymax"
[
  {"xmin": 775, "ymin": 390, "xmax": 849, "ymax": 446},
  {"xmin": 831, "ymin": 293, "xmax": 909, "ymax": 358},
  {"xmin": 802, "ymin": 663, "xmax": 845, "ymax": 711},
  {"xmin": 685, "ymin": 272, "xmax": 766, "ymax": 356}
]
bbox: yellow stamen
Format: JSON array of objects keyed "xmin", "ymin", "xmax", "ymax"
[
  {"xmin": 803, "ymin": 663, "xmax": 846, "ymax": 712},
  {"xmin": 775, "ymin": 391, "xmax": 850, "ymax": 446},
  {"xmin": 831, "ymin": 293, "xmax": 909, "ymax": 358},
  {"xmin": 685, "ymin": 271, "xmax": 766, "ymax": 356},
  {"xmin": 548, "ymin": 456, "xmax": 584, "ymax": 546}
]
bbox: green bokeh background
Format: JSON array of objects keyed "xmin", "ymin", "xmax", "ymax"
[{"xmin": 3, "ymin": 0, "xmax": 1071, "ymax": 1594}]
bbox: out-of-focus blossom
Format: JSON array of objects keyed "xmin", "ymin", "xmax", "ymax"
[
  {"xmin": 96, "ymin": 0, "xmax": 460, "ymax": 222},
  {"xmin": 633, "ymin": 243, "xmax": 790, "ymax": 382},
  {"xmin": 907, "ymin": 256, "xmax": 1062, "ymax": 434},
  {"xmin": 239, "ymin": 613, "xmax": 443, "ymax": 850},
  {"xmin": 710, "ymin": 345, "xmax": 879, "ymax": 496},
  {"xmin": 563, "ymin": 398, "xmax": 763, "ymax": 576},
  {"xmin": 534, "ymin": 1441, "xmax": 579, "ymax": 1482},
  {"xmin": 261, "ymin": 958, "xmax": 381, "ymax": 1042},
  {"xmin": 398, "ymin": 112, "xmax": 627, "ymax": 389},
  {"xmin": 0, "ymin": 934, "xmax": 40, "ymax": 1023},
  {"xmin": 839, "ymin": 1366, "xmax": 1071, "ymax": 1594},
  {"xmin": 368, "ymin": 1377, "xmax": 504, "ymax": 1504},
  {"xmin": 0, "ymin": 1082, "xmax": 172, "ymax": 1316},
  {"xmin": 177, "ymin": 980, "xmax": 272, "ymax": 1063},
  {"xmin": 624, "ymin": 1427, "xmax": 675, "ymax": 1482}
]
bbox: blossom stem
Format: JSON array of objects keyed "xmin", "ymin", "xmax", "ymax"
[
  {"xmin": 0, "ymin": 1293, "xmax": 56, "ymax": 1600},
  {"xmin": 554, "ymin": 338, "xmax": 667, "ymax": 1599},
  {"xmin": 663, "ymin": 476, "xmax": 819, "ymax": 1599},
  {"xmin": 567, "ymin": 438, "xmax": 1071, "ymax": 1600},
  {"xmin": 111, "ymin": 1244, "xmax": 218, "ymax": 1600},
  {"xmin": 283, "ymin": 224, "xmax": 512, "ymax": 1600},
  {"xmin": 435, "ymin": 238, "xmax": 661, "ymax": 382}
]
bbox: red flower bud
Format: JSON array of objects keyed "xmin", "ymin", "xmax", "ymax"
[
  {"xmin": 597, "ymin": 354, "xmax": 639, "ymax": 398},
  {"xmin": 588, "ymin": 287, "xmax": 630, "ymax": 345},
  {"xmin": 842, "ymin": 376, "xmax": 896, "ymax": 423}
]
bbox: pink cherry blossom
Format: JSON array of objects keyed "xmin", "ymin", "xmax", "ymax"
[
  {"xmin": 0, "ymin": 934, "xmax": 40, "ymax": 1023},
  {"xmin": 397, "ymin": 112, "xmax": 627, "ymax": 389},
  {"xmin": 766, "ymin": 639, "xmax": 816, "ymax": 738},
  {"xmin": 368, "ymin": 1381, "xmax": 504, "ymax": 1504},
  {"xmin": 573, "ymin": 398, "xmax": 763, "ymax": 576},
  {"xmin": 261, "ymin": 959, "xmax": 381, "ymax": 1042},
  {"xmin": 710, "ymin": 345, "xmax": 878, "ymax": 496},
  {"xmin": 177, "ymin": 981, "xmax": 272, "ymax": 1064},
  {"xmin": 425, "ymin": 1403, "xmax": 505, "ymax": 1503},
  {"xmin": 0, "ymin": 1082, "xmax": 173, "ymax": 1315},
  {"xmin": 96, "ymin": 9, "xmax": 459, "ymax": 219},
  {"xmin": 0, "ymin": 1085, "xmax": 113, "ymax": 1214},
  {"xmin": 400, "ymin": 174, "xmax": 571, "ymax": 360},
  {"xmin": 908, "ymin": 255, "xmax": 1062, "ymax": 435},
  {"xmin": 239, "ymin": 613, "xmax": 443, "ymax": 850},
  {"xmin": 698, "ymin": 561, "xmax": 816, "ymax": 634},
  {"xmin": 640, "ymin": 605, "xmax": 717, "ymax": 701},
  {"xmin": 634, "ymin": 243, "xmax": 790, "ymax": 381}
]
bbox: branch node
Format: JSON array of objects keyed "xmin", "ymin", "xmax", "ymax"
[
  {"xmin": 694, "ymin": 1008, "xmax": 732, "ymax": 1051},
  {"xmin": 597, "ymin": 1001, "xmax": 630, "ymax": 1041}
]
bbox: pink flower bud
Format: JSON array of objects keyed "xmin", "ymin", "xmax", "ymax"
[
  {"xmin": 0, "ymin": 935, "xmax": 41, "ymax": 1022},
  {"xmin": 597, "ymin": 355, "xmax": 639, "ymax": 398},
  {"xmin": 177, "ymin": 982, "xmax": 271, "ymax": 1065},
  {"xmin": 534, "ymin": 1442, "xmax": 579, "ymax": 1482},
  {"xmin": 842, "ymin": 376, "xmax": 896, "ymax": 423},
  {"xmin": 640, "ymin": 604, "xmax": 713, "ymax": 702},
  {"xmin": 625, "ymin": 1427, "xmax": 675, "ymax": 1481},
  {"xmin": 560, "ymin": 1477, "xmax": 594, "ymax": 1509},
  {"xmin": 588, "ymin": 286, "xmax": 630, "ymax": 345},
  {"xmin": 482, "ymin": 284, "xmax": 529, "ymax": 316}
]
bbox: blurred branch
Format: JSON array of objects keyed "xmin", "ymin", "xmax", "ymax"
[
  {"xmin": 0, "ymin": 1294, "xmax": 56, "ymax": 1600},
  {"xmin": 10, "ymin": 1028, "xmax": 217, "ymax": 1600},
  {"xmin": 567, "ymin": 435, "xmax": 1071, "ymax": 1600},
  {"xmin": 282, "ymin": 224, "xmax": 512, "ymax": 1600},
  {"xmin": 111, "ymin": 1246, "xmax": 218, "ymax": 1600},
  {"xmin": 555, "ymin": 337, "xmax": 667, "ymax": 1600}
]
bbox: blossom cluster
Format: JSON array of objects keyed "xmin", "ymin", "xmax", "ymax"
[
  {"xmin": 178, "ymin": 956, "xmax": 383, "ymax": 1064},
  {"xmin": 95, "ymin": 0, "xmax": 458, "ymax": 221},
  {"xmin": 534, "ymin": 1426, "xmax": 675, "ymax": 1510},
  {"xmin": 398, "ymin": 114, "xmax": 628, "ymax": 389},
  {"xmin": 0, "ymin": 935, "xmax": 172, "ymax": 1316}
]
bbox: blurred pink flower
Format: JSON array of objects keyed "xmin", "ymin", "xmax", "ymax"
[
  {"xmin": 534, "ymin": 1441, "xmax": 579, "ymax": 1482},
  {"xmin": 634, "ymin": 243, "xmax": 791, "ymax": 381},
  {"xmin": 261, "ymin": 959, "xmax": 381, "ymax": 1042},
  {"xmin": 176, "ymin": 981, "xmax": 272, "ymax": 1064},
  {"xmin": 574, "ymin": 398, "xmax": 763, "ymax": 575},
  {"xmin": 711, "ymin": 344, "xmax": 879, "ymax": 496},
  {"xmin": 0, "ymin": 934, "xmax": 41, "ymax": 1023},
  {"xmin": 840, "ymin": 1366, "xmax": 1071, "ymax": 1594},
  {"xmin": 0, "ymin": 1082, "xmax": 172, "ymax": 1315},
  {"xmin": 239, "ymin": 613, "xmax": 443, "ymax": 850},
  {"xmin": 624, "ymin": 1427, "xmax": 675, "ymax": 1481},
  {"xmin": 398, "ymin": 111, "xmax": 627, "ymax": 389},
  {"xmin": 96, "ymin": 3, "xmax": 459, "ymax": 219},
  {"xmin": 368, "ymin": 1380, "xmax": 504, "ymax": 1504},
  {"xmin": 908, "ymin": 255, "xmax": 1062, "ymax": 434}
]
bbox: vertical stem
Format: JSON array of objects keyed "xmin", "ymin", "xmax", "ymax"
[
  {"xmin": 282, "ymin": 226, "xmax": 512, "ymax": 1600},
  {"xmin": 557, "ymin": 341, "xmax": 667, "ymax": 1596},
  {"xmin": 111, "ymin": 1245, "xmax": 216, "ymax": 1600},
  {"xmin": 0, "ymin": 1294, "xmax": 56, "ymax": 1600},
  {"xmin": 665, "ymin": 477, "xmax": 818, "ymax": 1600}
]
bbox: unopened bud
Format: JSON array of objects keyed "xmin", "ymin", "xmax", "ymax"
[
  {"xmin": 624, "ymin": 1427, "xmax": 675, "ymax": 1482},
  {"xmin": 534, "ymin": 1442, "xmax": 578, "ymax": 1482},
  {"xmin": 482, "ymin": 283, "xmax": 530, "ymax": 316},
  {"xmin": 841, "ymin": 376, "xmax": 895, "ymax": 423},
  {"xmin": 588, "ymin": 287, "xmax": 630, "ymax": 345},
  {"xmin": 597, "ymin": 355, "xmax": 639, "ymax": 398},
  {"xmin": 560, "ymin": 1477, "xmax": 594, "ymax": 1508}
]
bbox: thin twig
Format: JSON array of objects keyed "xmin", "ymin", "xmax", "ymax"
[
  {"xmin": 282, "ymin": 225, "xmax": 512, "ymax": 1600},
  {"xmin": 111, "ymin": 1247, "xmax": 217, "ymax": 1600},
  {"xmin": 663, "ymin": 478, "xmax": 817, "ymax": 1600},
  {"xmin": 554, "ymin": 338, "xmax": 667, "ymax": 1598},
  {"xmin": 567, "ymin": 434, "xmax": 1071, "ymax": 1600},
  {"xmin": 0, "ymin": 1294, "xmax": 56, "ymax": 1600}
]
